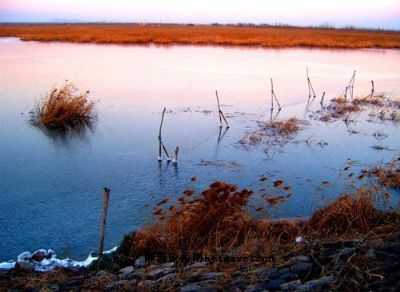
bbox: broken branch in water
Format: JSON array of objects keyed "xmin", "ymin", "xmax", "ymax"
[
  {"xmin": 344, "ymin": 71, "xmax": 356, "ymax": 100},
  {"xmin": 215, "ymin": 90, "xmax": 229, "ymax": 128},
  {"xmin": 306, "ymin": 68, "xmax": 317, "ymax": 100},
  {"xmin": 158, "ymin": 107, "xmax": 171, "ymax": 161},
  {"xmin": 369, "ymin": 80, "xmax": 375, "ymax": 98},
  {"xmin": 270, "ymin": 78, "xmax": 282, "ymax": 111},
  {"xmin": 320, "ymin": 92, "xmax": 326, "ymax": 106}
]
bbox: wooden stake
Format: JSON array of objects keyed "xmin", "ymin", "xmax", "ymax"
[
  {"xmin": 172, "ymin": 146, "xmax": 179, "ymax": 164},
  {"xmin": 349, "ymin": 71, "xmax": 356, "ymax": 99},
  {"xmin": 270, "ymin": 78, "xmax": 281, "ymax": 110},
  {"xmin": 270, "ymin": 78, "xmax": 274, "ymax": 109},
  {"xmin": 215, "ymin": 90, "xmax": 223, "ymax": 127},
  {"xmin": 158, "ymin": 108, "xmax": 166, "ymax": 160},
  {"xmin": 215, "ymin": 90, "xmax": 229, "ymax": 128},
  {"xmin": 370, "ymin": 80, "xmax": 375, "ymax": 98},
  {"xmin": 98, "ymin": 187, "xmax": 110, "ymax": 256},
  {"xmin": 320, "ymin": 92, "xmax": 326, "ymax": 105},
  {"xmin": 158, "ymin": 108, "xmax": 170, "ymax": 160},
  {"xmin": 306, "ymin": 68, "xmax": 316, "ymax": 99}
]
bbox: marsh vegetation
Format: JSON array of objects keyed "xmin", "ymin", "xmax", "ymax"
[
  {"xmin": 31, "ymin": 82, "xmax": 96, "ymax": 131},
  {"xmin": 1, "ymin": 24, "xmax": 400, "ymax": 49}
]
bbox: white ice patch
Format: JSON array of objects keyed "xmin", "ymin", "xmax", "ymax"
[{"xmin": 0, "ymin": 246, "xmax": 117, "ymax": 272}]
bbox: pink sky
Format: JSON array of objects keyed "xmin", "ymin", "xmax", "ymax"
[{"xmin": 1, "ymin": 0, "xmax": 399, "ymax": 29}]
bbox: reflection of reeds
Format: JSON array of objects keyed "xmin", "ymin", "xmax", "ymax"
[
  {"xmin": 1, "ymin": 25, "xmax": 400, "ymax": 49},
  {"xmin": 31, "ymin": 83, "xmax": 96, "ymax": 131}
]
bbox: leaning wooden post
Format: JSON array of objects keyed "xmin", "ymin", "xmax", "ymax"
[
  {"xmin": 270, "ymin": 78, "xmax": 274, "ymax": 110},
  {"xmin": 158, "ymin": 108, "xmax": 166, "ymax": 161},
  {"xmin": 98, "ymin": 187, "xmax": 110, "ymax": 256},
  {"xmin": 215, "ymin": 90, "xmax": 223, "ymax": 127},
  {"xmin": 350, "ymin": 71, "xmax": 356, "ymax": 100},
  {"xmin": 320, "ymin": 92, "xmax": 326, "ymax": 105}
]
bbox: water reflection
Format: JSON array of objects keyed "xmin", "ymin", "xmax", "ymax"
[{"xmin": 36, "ymin": 119, "xmax": 96, "ymax": 147}]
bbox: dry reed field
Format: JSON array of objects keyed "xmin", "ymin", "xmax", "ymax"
[{"xmin": 1, "ymin": 24, "xmax": 400, "ymax": 48}]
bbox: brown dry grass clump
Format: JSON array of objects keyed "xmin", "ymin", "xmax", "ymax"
[
  {"xmin": 264, "ymin": 118, "xmax": 300, "ymax": 135},
  {"xmin": 1, "ymin": 24, "xmax": 400, "ymax": 49},
  {"xmin": 365, "ymin": 157, "xmax": 400, "ymax": 189},
  {"xmin": 118, "ymin": 180, "xmax": 400, "ymax": 265},
  {"xmin": 352, "ymin": 96, "xmax": 385, "ymax": 107},
  {"xmin": 119, "ymin": 181, "xmax": 300, "ymax": 263},
  {"xmin": 32, "ymin": 83, "xmax": 96, "ymax": 130},
  {"xmin": 328, "ymin": 99, "xmax": 361, "ymax": 118},
  {"xmin": 305, "ymin": 195, "xmax": 399, "ymax": 237}
]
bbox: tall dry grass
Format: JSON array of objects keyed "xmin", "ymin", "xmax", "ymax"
[
  {"xmin": 1, "ymin": 24, "xmax": 400, "ymax": 49},
  {"xmin": 118, "ymin": 180, "xmax": 400, "ymax": 265},
  {"xmin": 32, "ymin": 82, "xmax": 95, "ymax": 130}
]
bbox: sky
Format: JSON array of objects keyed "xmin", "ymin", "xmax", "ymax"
[{"xmin": 0, "ymin": 0, "xmax": 399, "ymax": 29}]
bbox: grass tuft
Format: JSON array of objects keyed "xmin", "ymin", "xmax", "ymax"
[{"xmin": 31, "ymin": 82, "xmax": 96, "ymax": 130}]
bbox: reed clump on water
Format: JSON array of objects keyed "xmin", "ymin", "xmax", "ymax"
[{"xmin": 32, "ymin": 82, "xmax": 96, "ymax": 130}]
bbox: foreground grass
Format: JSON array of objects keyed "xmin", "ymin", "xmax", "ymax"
[
  {"xmin": 1, "ymin": 24, "xmax": 400, "ymax": 49},
  {"xmin": 116, "ymin": 179, "xmax": 399, "ymax": 268}
]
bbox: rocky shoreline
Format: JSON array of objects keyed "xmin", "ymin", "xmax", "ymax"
[{"xmin": 1, "ymin": 232, "xmax": 399, "ymax": 291}]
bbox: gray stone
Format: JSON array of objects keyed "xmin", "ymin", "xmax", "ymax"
[
  {"xmin": 259, "ymin": 268, "xmax": 278, "ymax": 281},
  {"xmin": 135, "ymin": 256, "xmax": 145, "ymax": 267},
  {"xmin": 147, "ymin": 267, "xmax": 176, "ymax": 280},
  {"xmin": 293, "ymin": 256, "xmax": 310, "ymax": 262},
  {"xmin": 96, "ymin": 270, "xmax": 114, "ymax": 280},
  {"xmin": 295, "ymin": 276, "xmax": 334, "ymax": 291},
  {"xmin": 126, "ymin": 270, "xmax": 144, "ymax": 280},
  {"xmin": 118, "ymin": 265, "xmax": 134, "ymax": 277},
  {"xmin": 278, "ymin": 267, "xmax": 290, "ymax": 274},
  {"xmin": 290, "ymin": 262, "xmax": 313, "ymax": 274},
  {"xmin": 267, "ymin": 278, "xmax": 285, "ymax": 289},
  {"xmin": 287, "ymin": 255, "xmax": 310, "ymax": 265},
  {"xmin": 45, "ymin": 283, "xmax": 60, "ymax": 291},
  {"xmin": 106, "ymin": 280, "xmax": 128, "ymax": 291},
  {"xmin": 187, "ymin": 271, "xmax": 203, "ymax": 283},
  {"xmin": 184, "ymin": 262, "xmax": 208, "ymax": 271},
  {"xmin": 180, "ymin": 284, "xmax": 201, "ymax": 292},
  {"xmin": 157, "ymin": 272, "xmax": 177, "ymax": 283},
  {"xmin": 231, "ymin": 277, "xmax": 249, "ymax": 287},
  {"xmin": 338, "ymin": 247, "xmax": 356, "ymax": 258},
  {"xmin": 17, "ymin": 251, "xmax": 32, "ymax": 262},
  {"xmin": 280, "ymin": 279, "xmax": 301, "ymax": 291},
  {"xmin": 200, "ymin": 272, "xmax": 225, "ymax": 281},
  {"xmin": 280, "ymin": 272, "xmax": 295, "ymax": 281}
]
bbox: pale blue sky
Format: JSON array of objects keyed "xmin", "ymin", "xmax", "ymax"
[{"xmin": 1, "ymin": 0, "xmax": 399, "ymax": 29}]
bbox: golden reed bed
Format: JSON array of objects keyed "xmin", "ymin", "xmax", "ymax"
[{"xmin": 0, "ymin": 24, "xmax": 399, "ymax": 49}]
